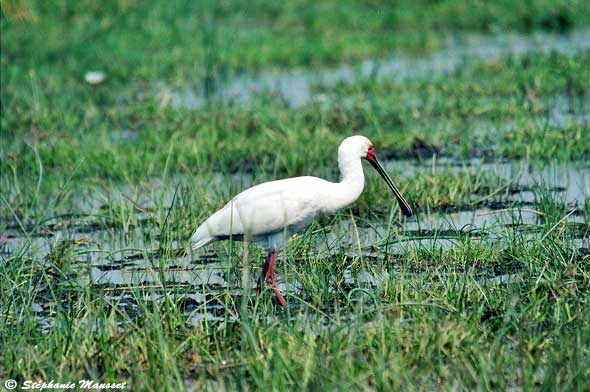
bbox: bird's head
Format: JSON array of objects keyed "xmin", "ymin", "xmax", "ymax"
[
  {"xmin": 338, "ymin": 135, "xmax": 373, "ymax": 160},
  {"xmin": 339, "ymin": 135, "xmax": 413, "ymax": 217}
]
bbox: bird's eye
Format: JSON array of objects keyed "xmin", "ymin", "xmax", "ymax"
[{"xmin": 366, "ymin": 145, "xmax": 376, "ymax": 160}]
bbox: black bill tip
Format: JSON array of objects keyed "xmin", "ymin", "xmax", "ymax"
[{"xmin": 368, "ymin": 157, "xmax": 413, "ymax": 217}]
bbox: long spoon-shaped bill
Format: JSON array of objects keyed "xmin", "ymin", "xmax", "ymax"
[{"xmin": 368, "ymin": 157, "xmax": 413, "ymax": 217}]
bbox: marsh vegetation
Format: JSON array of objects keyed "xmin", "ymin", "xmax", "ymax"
[{"xmin": 1, "ymin": 0, "xmax": 589, "ymax": 390}]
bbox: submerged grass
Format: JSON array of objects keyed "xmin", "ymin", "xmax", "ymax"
[
  {"xmin": 2, "ymin": 196, "xmax": 589, "ymax": 389},
  {"xmin": 1, "ymin": 167, "xmax": 588, "ymax": 389},
  {"xmin": 2, "ymin": 0, "xmax": 590, "ymax": 390},
  {"xmin": 2, "ymin": 50, "xmax": 589, "ymax": 206}
]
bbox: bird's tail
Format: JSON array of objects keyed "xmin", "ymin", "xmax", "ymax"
[{"xmin": 189, "ymin": 224, "xmax": 214, "ymax": 251}]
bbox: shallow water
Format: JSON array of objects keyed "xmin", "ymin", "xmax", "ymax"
[
  {"xmin": 160, "ymin": 30, "xmax": 590, "ymax": 109},
  {"xmin": 2, "ymin": 158, "xmax": 587, "ymax": 325},
  {"xmin": 3, "ymin": 159, "xmax": 586, "ymax": 252},
  {"xmin": 390, "ymin": 158, "xmax": 590, "ymax": 205}
]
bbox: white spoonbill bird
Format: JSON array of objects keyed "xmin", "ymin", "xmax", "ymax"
[{"xmin": 190, "ymin": 135, "xmax": 412, "ymax": 307}]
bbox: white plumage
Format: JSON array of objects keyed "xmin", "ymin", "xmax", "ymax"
[
  {"xmin": 190, "ymin": 135, "xmax": 412, "ymax": 306},
  {"xmin": 191, "ymin": 176, "xmax": 326, "ymax": 250}
]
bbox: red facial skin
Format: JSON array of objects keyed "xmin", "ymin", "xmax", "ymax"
[{"xmin": 366, "ymin": 145, "xmax": 376, "ymax": 162}]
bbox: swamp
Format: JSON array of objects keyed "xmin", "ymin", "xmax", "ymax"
[{"xmin": 1, "ymin": 0, "xmax": 589, "ymax": 390}]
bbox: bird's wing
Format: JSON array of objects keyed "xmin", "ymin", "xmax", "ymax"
[{"xmin": 193, "ymin": 176, "xmax": 326, "ymax": 242}]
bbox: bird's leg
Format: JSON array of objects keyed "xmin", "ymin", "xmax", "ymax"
[
  {"xmin": 256, "ymin": 255, "xmax": 271, "ymax": 295},
  {"xmin": 265, "ymin": 251, "xmax": 287, "ymax": 307}
]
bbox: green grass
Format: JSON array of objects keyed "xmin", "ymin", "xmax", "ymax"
[
  {"xmin": 2, "ymin": 50, "xmax": 589, "ymax": 205},
  {"xmin": 3, "ymin": 0, "xmax": 589, "ymax": 75},
  {"xmin": 1, "ymin": 169, "xmax": 588, "ymax": 390},
  {"xmin": 1, "ymin": 188, "xmax": 589, "ymax": 390},
  {"xmin": 1, "ymin": 0, "xmax": 590, "ymax": 390}
]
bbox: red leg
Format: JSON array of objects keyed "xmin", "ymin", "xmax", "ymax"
[
  {"xmin": 265, "ymin": 251, "xmax": 287, "ymax": 307},
  {"xmin": 256, "ymin": 256, "xmax": 271, "ymax": 295}
]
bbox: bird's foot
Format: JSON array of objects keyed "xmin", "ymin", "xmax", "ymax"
[
  {"xmin": 273, "ymin": 286, "xmax": 287, "ymax": 308},
  {"xmin": 266, "ymin": 276, "xmax": 286, "ymax": 307}
]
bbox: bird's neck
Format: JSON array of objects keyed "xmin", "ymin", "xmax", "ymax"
[
  {"xmin": 339, "ymin": 154, "xmax": 365, "ymax": 185},
  {"xmin": 323, "ymin": 155, "xmax": 365, "ymax": 214}
]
